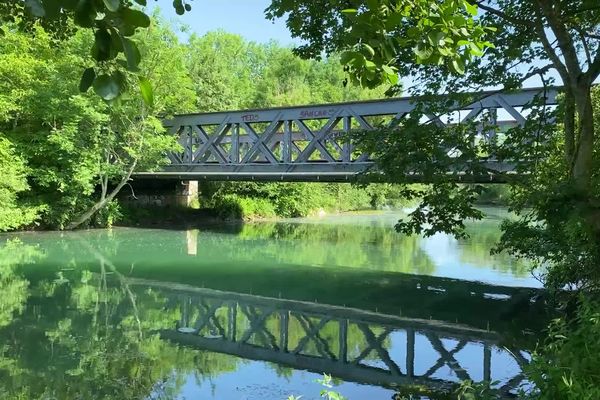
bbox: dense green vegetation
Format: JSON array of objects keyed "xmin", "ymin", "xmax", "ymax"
[
  {"xmin": 0, "ymin": 18, "xmax": 192, "ymax": 230},
  {"xmin": 0, "ymin": 17, "xmax": 392, "ymax": 231},
  {"xmin": 201, "ymin": 182, "xmax": 408, "ymax": 220}
]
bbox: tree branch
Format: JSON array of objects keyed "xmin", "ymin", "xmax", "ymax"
[
  {"xmin": 575, "ymin": 27, "xmax": 593, "ymax": 67},
  {"xmin": 66, "ymin": 159, "xmax": 138, "ymax": 230},
  {"xmin": 536, "ymin": 0, "xmax": 582, "ymax": 79},
  {"xmin": 589, "ymin": 53, "xmax": 600, "ymax": 82},
  {"xmin": 475, "ymin": 1, "xmax": 535, "ymax": 27},
  {"xmin": 532, "ymin": 7, "xmax": 570, "ymax": 85}
]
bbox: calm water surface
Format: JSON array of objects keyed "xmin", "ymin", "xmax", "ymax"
[{"xmin": 0, "ymin": 209, "xmax": 546, "ymax": 399}]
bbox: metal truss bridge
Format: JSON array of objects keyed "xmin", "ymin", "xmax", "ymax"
[
  {"xmin": 135, "ymin": 87, "xmax": 558, "ymax": 183},
  {"xmin": 128, "ymin": 278, "xmax": 530, "ymax": 397}
]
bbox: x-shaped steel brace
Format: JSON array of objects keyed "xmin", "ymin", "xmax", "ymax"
[
  {"xmin": 240, "ymin": 119, "xmax": 282, "ymax": 164},
  {"xmin": 423, "ymin": 333, "xmax": 470, "ymax": 381},
  {"xmin": 193, "ymin": 299, "xmax": 227, "ymax": 337},
  {"xmin": 239, "ymin": 305, "xmax": 279, "ymax": 350},
  {"xmin": 193, "ymin": 122, "xmax": 230, "ymax": 164},
  {"xmin": 353, "ymin": 324, "xmax": 402, "ymax": 376},
  {"xmin": 292, "ymin": 314, "xmax": 335, "ymax": 360},
  {"xmin": 295, "ymin": 117, "xmax": 341, "ymax": 162}
]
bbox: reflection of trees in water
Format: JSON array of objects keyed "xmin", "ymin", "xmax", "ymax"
[
  {"xmin": 0, "ymin": 240, "xmax": 242, "ymax": 400},
  {"xmin": 460, "ymin": 221, "xmax": 531, "ymax": 277},
  {"xmin": 225, "ymin": 221, "xmax": 437, "ymax": 275},
  {"xmin": 0, "ymin": 240, "xmax": 38, "ymax": 328}
]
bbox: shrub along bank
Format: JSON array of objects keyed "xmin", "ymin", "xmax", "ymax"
[{"xmin": 200, "ymin": 182, "xmax": 410, "ymax": 220}]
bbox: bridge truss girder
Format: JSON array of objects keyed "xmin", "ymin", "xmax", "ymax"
[{"xmin": 136, "ymin": 87, "xmax": 558, "ymax": 183}]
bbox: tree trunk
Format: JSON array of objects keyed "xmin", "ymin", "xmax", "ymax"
[
  {"xmin": 563, "ymin": 87, "xmax": 576, "ymax": 166},
  {"xmin": 66, "ymin": 160, "xmax": 138, "ymax": 230},
  {"xmin": 572, "ymin": 85, "xmax": 595, "ymax": 193}
]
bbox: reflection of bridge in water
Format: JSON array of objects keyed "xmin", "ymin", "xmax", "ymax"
[{"xmin": 129, "ymin": 278, "xmax": 530, "ymax": 397}]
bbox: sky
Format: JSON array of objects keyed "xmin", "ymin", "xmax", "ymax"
[
  {"xmin": 149, "ymin": 0, "xmax": 296, "ymax": 44},
  {"xmin": 145, "ymin": 1, "xmax": 567, "ymax": 90}
]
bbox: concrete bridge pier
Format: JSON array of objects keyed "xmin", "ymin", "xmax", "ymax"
[
  {"xmin": 177, "ymin": 180, "xmax": 198, "ymax": 207},
  {"xmin": 122, "ymin": 179, "xmax": 199, "ymax": 208}
]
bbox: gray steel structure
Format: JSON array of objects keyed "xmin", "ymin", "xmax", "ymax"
[
  {"xmin": 135, "ymin": 87, "xmax": 559, "ymax": 183},
  {"xmin": 128, "ymin": 278, "xmax": 529, "ymax": 397}
]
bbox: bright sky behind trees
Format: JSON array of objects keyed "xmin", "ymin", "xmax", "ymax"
[{"xmin": 152, "ymin": 0, "xmax": 295, "ymax": 44}]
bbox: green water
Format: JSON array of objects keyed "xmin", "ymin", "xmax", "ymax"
[{"xmin": 0, "ymin": 209, "xmax": 546, "ymax": 399}]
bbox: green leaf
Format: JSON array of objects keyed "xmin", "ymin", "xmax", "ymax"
[
  {"xmin": 121, "ymin": 37, "xmax": 141, "ymax": 72},
  {"xmin": 74, "ymin": 0, "xmax": 96, "ymax": 28},
  {"xmin": 463, "ymin": 1, "xmax": 478, "ymax": 16},
  {"xmin": 340, "ymin": 51, "xmax": 360, "ymax": 65},
  {"xmin": 93, "ymin": 74, "xmax": 122, "ymax": 100},
  {"xmin": 469, "ymin": 42, "xmax": 484, "ymax": 56},
  {"xmin": 450, "ymin": 58, "xmax": 465, "ymax": 74},
  {"xmin": 103, "ymin": 0, "xmax": 120, "ymax": 12},
  {"xmin": 361, "ymin": 43, "xmax": 375, "ymax": 58},
  {"xmin": 382, "ymin": 65, "xmax": 398, "ymax": 85},
  {"xmin": 79, "ymin": 67, "xmax": 96, "ymax": 92},
  {"xmin": 91, "ymin": 28, "xmax": 112, "ymax": 61},
  {"xmin": 173, "ymin": 0, "xmax": 185, "ymax": 15},
  {"xmin": 134, "ymin": 0, "xmax": 147, "ymax": 5},
  {"xmin": 406, "ymin": 26, "xmax": 420, "ymax": 38},
  {"xmin": 364, "ymin": 59, "xmax": 376, "ymax": 72},
  {"xmin": 414, "ymin": 43, "xmax": 433, "ymax": 61},
  {"xmin": 341, "ymin": 9, "xmax": 357, "ymax": 15},
  {"xmin": 138, "ymin": 76, "xmax": 154, "ymax": 107},
  {"xmin": 120, "ymin": 8, "xmax": 151, "ymax": 28}
]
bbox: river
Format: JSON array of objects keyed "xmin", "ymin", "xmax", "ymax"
[{"xmin": 0, "ymin": 208, "xmax": 546, "ymax": 399}]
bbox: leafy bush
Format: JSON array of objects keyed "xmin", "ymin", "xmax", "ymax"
[
  {"xmin": 213, "ymin": 195, "xmax": 276, "ymax": 220},
  {"xmin": 0, "ymin": 137, "xmax": 39, "ymax": 231},
  {"xmin": 202, "ymin": 181, "xmax": 409, "ymax": 219},
  {"xmin": 523, "ymin": 297, "xmax": 600, "ymax": 400}
]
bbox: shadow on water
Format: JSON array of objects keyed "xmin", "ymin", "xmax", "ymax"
[{"xmin": 0, "ymin": 212, "xmax": 550, "ymax": 399}]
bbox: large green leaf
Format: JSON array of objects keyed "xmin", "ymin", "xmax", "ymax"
[
  {"xmin": 173, "ymin": 0, "xmax": 185, "ymax": 15},
  {"xmin": 91, "ymin": 29, "xmax": 112, "ymax": 61},
  {"xmin": 93, "ymin": 74, "xmax": 122, "ymax": 100},
  {"xmin": 120, "ymin": 8, "xmax": 151, "ymax": 28},
  {"xmin": 103, "ymin": 0, "xmax": 120, "ymax": 12},
  {"xmin": 121, "ymin": 37, "xmax": 141, "ymax": 72},
  {"xmin": 74, "ymin": 0, "xmax": 96, "ymax": 28},
  {"xmin": 138, "ymin": 76, "xmax": 154, "ymax": 107},
  {"xmin": 79, "ymin": 67, "xmax": 96, "ymax": 92}
]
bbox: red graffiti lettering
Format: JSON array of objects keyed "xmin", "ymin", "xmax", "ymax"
[
  {"xmin": 299, "ymin": 108, "xmax": 337, "ymax": 119},
  {"xmin": 241, "ymin": 114, "xmax": 259, "ymax": 122}
]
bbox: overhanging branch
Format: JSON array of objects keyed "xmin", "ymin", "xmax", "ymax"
[{"xmin": 475, "ymin": 1, "xmax": 535, "ymax": 27}]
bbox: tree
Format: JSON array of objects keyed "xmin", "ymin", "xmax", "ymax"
[
  {"xmin": 266, "ymin": 0, "xmax": 600, "ymax": 290},
  {"xmin": 0, "ymin": 17, "xmax": 194, "ymax": 229},
  {"xmin": 1, "ymin": 0, "xmax": 192, "ymax": 103}
]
